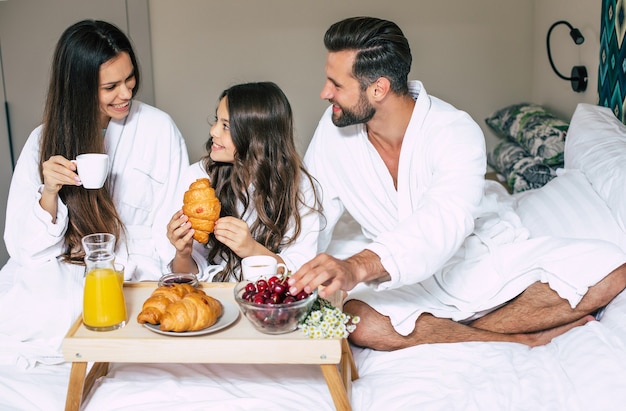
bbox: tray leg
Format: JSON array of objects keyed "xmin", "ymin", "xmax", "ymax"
[
  {"xmin": 64, "ymin": 362, "xmax": 109, "ymax": 411},
  {"xmin": 341, "ymin": 338, "xmax": 359, "ymax": 383},
  {"xmin": 320, "ymin": 363, "xmax": 352, "ymax": 411},
  {"xmin": 83, "ymin": 362, "xmax": 109, "ymax": 401},
  {"xmin": 65, "ymin": 362, "xmax": 87, "ymax": 411}
]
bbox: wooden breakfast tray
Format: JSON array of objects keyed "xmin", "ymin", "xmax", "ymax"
[{"xmin": 62, "ymin": 282, "xmax": 358, "ymax": 411}]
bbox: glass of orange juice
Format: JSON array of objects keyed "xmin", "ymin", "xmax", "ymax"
[
  {"xmin": 82, "ymin": 233, "xmax": 127, "ymax": 331},
  {"xmin": 114, "ymin": 263, "xmax": 125, "ymax": 285},
  {"xmin": 83, "ymin": 267, "xmax": 127, "ymax": 330}
]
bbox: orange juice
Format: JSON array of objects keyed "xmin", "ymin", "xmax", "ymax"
[{"xmin": 83, "ymin": 267, "xmax": 127, "ymax": 330}]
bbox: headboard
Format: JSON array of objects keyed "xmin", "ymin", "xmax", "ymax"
[{"xmin": 599, "ymin": 0, "xmax": 626, "ymax": 122}]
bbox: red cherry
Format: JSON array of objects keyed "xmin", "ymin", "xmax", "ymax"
[
  {"xmin": 273, "ymin": 282, "xmax": 287, "ymax": 295},
  {"xmin": 269, "ymin": 293, "xmax": 282, "ymax": 304},
  {"xmin": 256, "ymin": 279, "xmax": 268, "ymax": 292},
  {"xmin": 268, "ymin": 276, "xmax": 279, "ymax": 287},
  {"xmin": 296, "ymin": 291, "xmax": 309, "ymax": 300},
  {"xmin": 245, "ymin": 282, "xmax": 256, "ymax": 293},
  {"xmin": 283, "ymin": 296, "xmax": 296, "ymax": 304}
]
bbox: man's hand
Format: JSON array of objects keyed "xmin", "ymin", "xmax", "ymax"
[{"xmin": 288, "ymin": 250, "xmax": 387, "ymax": 298}]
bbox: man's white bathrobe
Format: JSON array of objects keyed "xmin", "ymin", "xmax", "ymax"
[{"xmin": 305, "ymin": 81, "xmax": 626, "ymax": 335}]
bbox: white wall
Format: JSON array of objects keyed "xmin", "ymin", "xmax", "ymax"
[
  {"xmin": 531, "ymin": 0, "xmax": 601, "ymax": 119},
  {"xmin": 148, "ymin": 0, "xmax": 534, "ymax": 161},
  {"xmin": 0, "ymin": 0, "xmax": 606, "ymax": 265}
]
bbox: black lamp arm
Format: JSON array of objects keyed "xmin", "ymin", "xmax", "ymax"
[{"xmin": 546, "ymin": 20, "xmax": 576, "ymax": 81}]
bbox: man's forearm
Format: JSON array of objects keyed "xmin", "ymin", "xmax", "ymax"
[{"xmin": 347, "ymin": 249, "xmax": 391, "ymax": 283}]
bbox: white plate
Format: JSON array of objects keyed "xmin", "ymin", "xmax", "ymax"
[{"xmin": 142, "ymin": 300, "xmax": 240, "ymax": 336}]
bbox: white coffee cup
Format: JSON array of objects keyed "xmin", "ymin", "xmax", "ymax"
[
  {"xmin": 241, "ymin": 255, "xmax": 288, "ymax": 279},
  {"xmin": 74, "ymin": 153, "xmax": 109, "ymax": 189}
]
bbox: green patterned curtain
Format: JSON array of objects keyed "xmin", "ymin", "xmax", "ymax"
[{"xmin": 599, "ymin": 0, "xmax": 626, "ymax": 122}]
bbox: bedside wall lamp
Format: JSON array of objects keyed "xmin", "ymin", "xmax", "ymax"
[{"xmin": 546, "ymin": 20, "xmax": 588, "ymax": 92}]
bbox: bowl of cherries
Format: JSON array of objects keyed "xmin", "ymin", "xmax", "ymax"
[{"xmin": 233, "ymin": 274, "xmax": 317, "ymax": 334}]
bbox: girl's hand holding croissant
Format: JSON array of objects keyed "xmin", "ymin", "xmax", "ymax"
[
  {"xmin": 213, "ymin": 216, "xmax": 261, "ymax": 258},
  {"xmin": 167, "ymin": 210, "xmax": 198, "ymax": 274}
]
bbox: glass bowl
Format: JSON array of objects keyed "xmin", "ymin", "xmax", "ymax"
[
  {"xmin": 158, "ymin": 272, "xmax": 199, "ymax": 287},
  {"xmin": 233, "ymin": 280, "xmax": 317, "ymax": 334}
]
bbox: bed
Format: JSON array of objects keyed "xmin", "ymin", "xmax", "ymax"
[
  {"xmin": 5, "ymin": 2, "xmax": 626, "ymax": 406},
  {"xmin": 1, "ymin": 102, "xmax": 626, "ymax": 411}
]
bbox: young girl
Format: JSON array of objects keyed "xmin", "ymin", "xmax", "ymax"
[{"xmin": 167, "ymin": 82, "xmax": 322, "ymax": 282}]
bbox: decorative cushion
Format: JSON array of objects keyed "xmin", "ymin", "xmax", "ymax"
[
  {"xmin": 487, "ymin": 139, "xmax": 557, "ymax": 193},
  {"xmin": 485, "ymin": 103, "xmax": 568, "ymax": 165},
  {"xmin": 565, "ymin": 103, "xmax": 626, "ymax": 232},
  {"xmin": 515, "ymin": 169, "xmax": 626, "ymax": 251}
]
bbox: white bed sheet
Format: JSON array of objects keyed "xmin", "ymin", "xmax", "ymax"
[{"xmin": 2, "ymin": 212, "xmax": 626, "ymax": 411}]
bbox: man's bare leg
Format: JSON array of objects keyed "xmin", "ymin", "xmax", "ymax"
[
  {"xmin": 471, "ymin": 262, "xmax": 626, "ymax": 333},
  {"xmin": 345, "ymin": 263, "xmax": 626, "ymax": 351},
  {"xmin": 345, "ymin": 300, "xmax": 592, "ymax": 351}
]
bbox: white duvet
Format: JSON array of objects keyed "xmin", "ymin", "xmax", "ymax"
[{"xmin": 2, "ymin": 212, "xmax": 626, "ymax": 411}]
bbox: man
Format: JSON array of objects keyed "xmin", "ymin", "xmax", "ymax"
[{"xmin": 288, "ymin": 16, "xmax": 626, "ymax": 351}]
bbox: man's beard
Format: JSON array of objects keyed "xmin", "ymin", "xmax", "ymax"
[{"xmin": 331, "ymin": 93, "xmax": 375, "ymax": 127}]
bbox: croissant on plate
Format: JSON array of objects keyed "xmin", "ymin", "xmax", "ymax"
[
  {"xmin": 159, "ymin": 292, "xmax": 223, "ymax": 332},
  {"xmin": 136, "ymin": 283, "xmax": 197, "ymax": 325},
  {"xmin": 182, "ymin": 178, "xmax": 221, "ymax": 244},
  {"xmin": 136, "ymin": 284, "xmax": 222, "ymax": 332}
]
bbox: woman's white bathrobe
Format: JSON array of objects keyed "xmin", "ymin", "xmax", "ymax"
[
  {"xmin": 305, "ymin": 81, "xmax": 626, "ymax": 335},
  {"xmin": 0, "ymin": 100, "xmax": 189, "ymax": 366}
]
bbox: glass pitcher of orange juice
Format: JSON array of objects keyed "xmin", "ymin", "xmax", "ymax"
[{"xmin": 81, "ymin": 233, "xmax": 127, "ymax": 331}]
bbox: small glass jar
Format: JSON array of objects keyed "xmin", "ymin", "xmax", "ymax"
[{"xmin": 158, "ymin": 272, "xmax": 199, "ymax": 287}]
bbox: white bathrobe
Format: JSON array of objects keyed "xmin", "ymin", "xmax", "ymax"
[
  {"xmin": 305, "ymin": 81, "xmax": 626, "ymax": 335},
  {"xmin": 0, "ymin": 100, "xmax": 189, "ymax": 366},
  {"xmin": 175, "ymin": 161, "xmax": 322, "ymax": 281}
]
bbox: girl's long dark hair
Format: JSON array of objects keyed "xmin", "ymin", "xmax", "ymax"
[
  {"xmin": 202, "ymin": 82, "xmax": 321, "ymax": 281},
  {"xmin": 39, "ymin": 19, "xmax": 141, "ymax": 263}
]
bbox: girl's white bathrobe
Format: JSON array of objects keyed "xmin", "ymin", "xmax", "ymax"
[{"xmin": 175, "ymin": 161, "xmax": 322, "ymax": 281}]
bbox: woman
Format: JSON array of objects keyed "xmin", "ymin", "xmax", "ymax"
[
  {"xmin": 167, "ymin": 82, "xmax": 322, "ymax": 282},
  {"xmin": 0, "ymin": 19, "xmax": 188, "ymax": 365},
  {"xmin": 1, "ymin": 19, "xmax": 188, "ymax": 282}
]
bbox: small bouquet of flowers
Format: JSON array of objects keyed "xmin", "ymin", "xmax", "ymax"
[{"xmin": 299, "ymin": 296, "xmax": 359, "ymax": 339}]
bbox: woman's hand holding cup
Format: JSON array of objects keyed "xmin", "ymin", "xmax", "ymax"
[{"xmin": 41, "ymin": 155, "xmax": 82, "ymax": 194}]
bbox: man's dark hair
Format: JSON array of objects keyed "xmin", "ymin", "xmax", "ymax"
[{"xmin": 324, "ymin": 16, "xmax": 412, "ymax": 95}]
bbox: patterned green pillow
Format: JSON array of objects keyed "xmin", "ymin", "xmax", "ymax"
[
  {"xmin": 485, "ymin": 103, "xmax": 569, "ymax": 165},
  {"xmin": 487, "ymin": 139, "xmax": 559, "ymax": 193}
]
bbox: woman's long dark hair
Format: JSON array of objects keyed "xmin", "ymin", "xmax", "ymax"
[
  {"xmin": 39, "ymin": 19, "xmax": 141, "ymax": 263},
  {"xmin": 202, "ymin": 82, "xmax": 321, "ymax": 281}
]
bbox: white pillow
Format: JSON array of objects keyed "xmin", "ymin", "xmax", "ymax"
[
  {"xmin": 565, "ymin": 103, "xmax": 626, "ymax": 231},
  {"xmin": 515, "ymin": 169, "xmax": 626, "ymax": 251}
]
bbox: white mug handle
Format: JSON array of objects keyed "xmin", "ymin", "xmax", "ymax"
[{"xmin": 276, "ymin": 263, "xmax": 288, "ymax": 274}]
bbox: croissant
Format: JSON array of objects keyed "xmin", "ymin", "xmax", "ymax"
[
  {"xmin": 136, "ymin": 283, "xmax": 204, "ymax": 325},
  {"xmin": 159, "ymin": 292, "xmax": 223, "ymax": 332},
  {"xmin": 182, "ymin": 178, "xmax": 221, "ymax": 244},
  {"xmin": 137, "ymin": 284, "xmax": 223, "ymax": 332}
]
